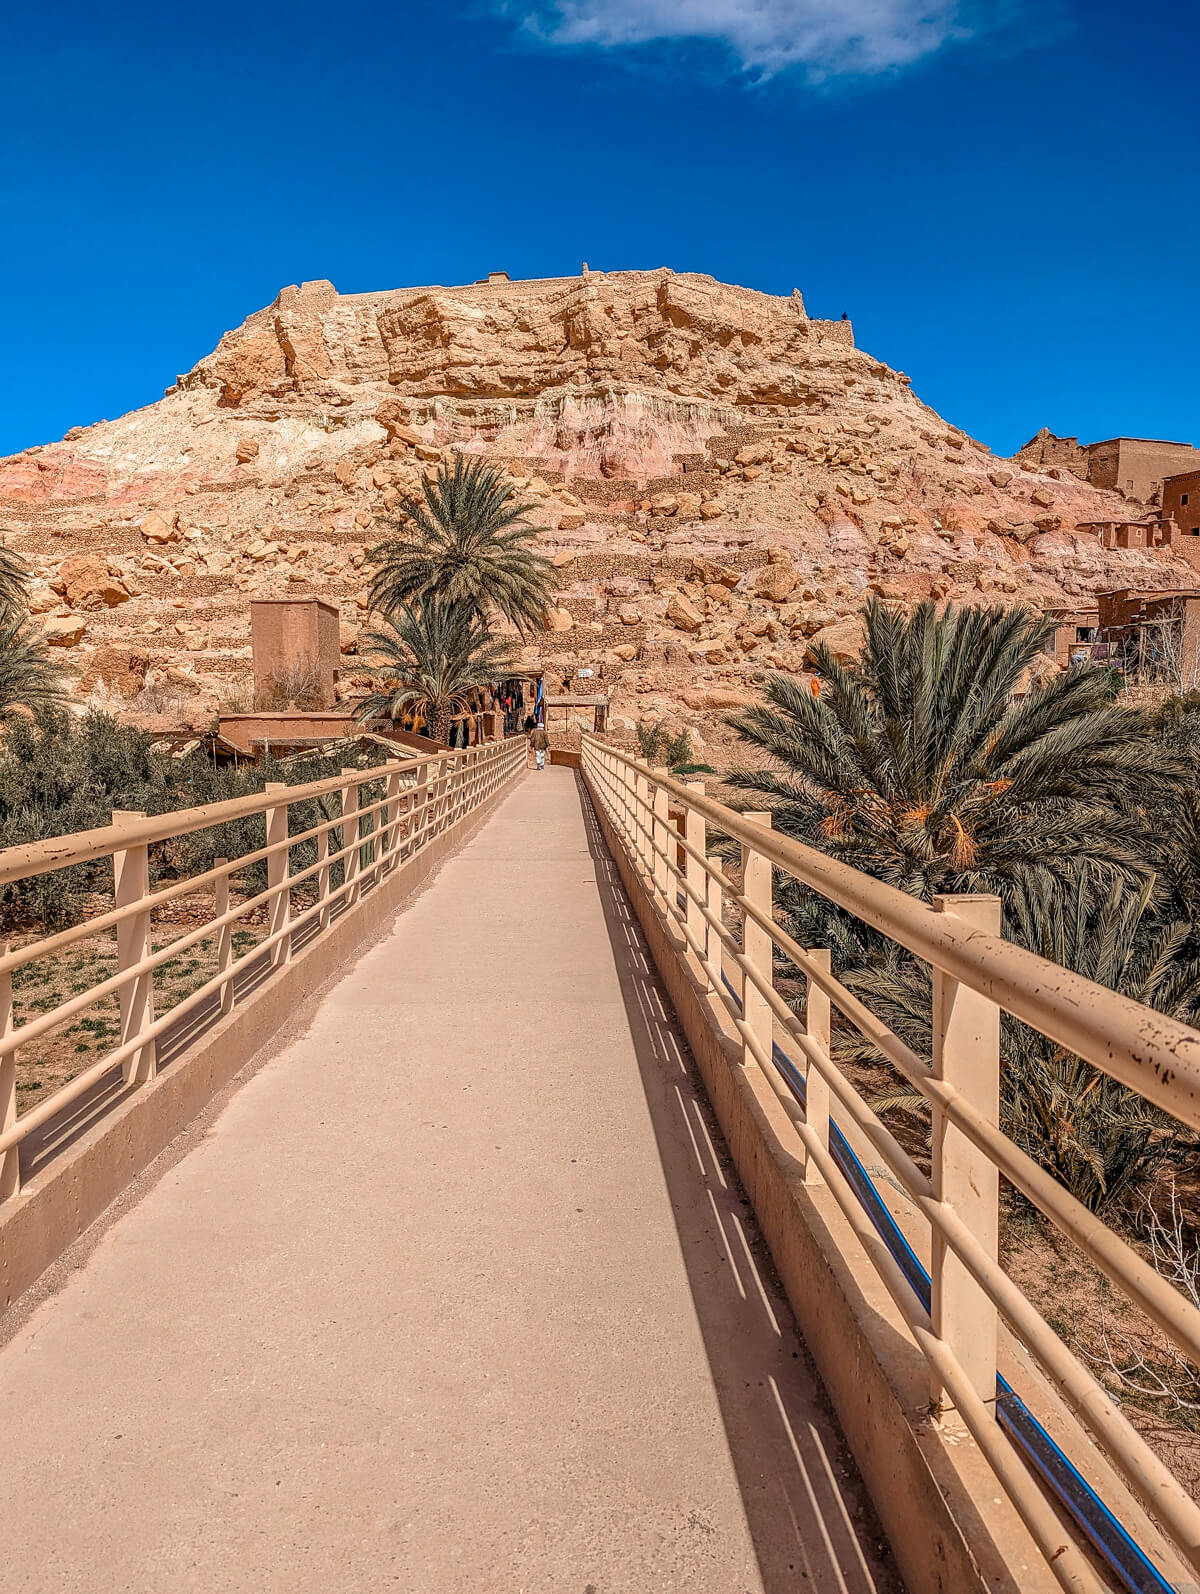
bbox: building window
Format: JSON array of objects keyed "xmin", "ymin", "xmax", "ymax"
[{"xmin": 1183, "ymin": 493, "xmax": 1190, "ymax": 505}]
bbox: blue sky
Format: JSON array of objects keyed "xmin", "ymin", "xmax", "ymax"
[{"xmin": 1, "ymin": 0, "xmax": 1196, "ymax": 459}]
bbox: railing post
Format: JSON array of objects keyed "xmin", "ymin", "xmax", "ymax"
[
  {"xmin": 803, "ymin": 949, "xmax": 831, "ymax": 1184},
  {"xmin": 706, "ymin": 856, "xmax": 724, "ymax": 989},
  {"xmin": 412, "ymin": 760, "xmax": 431, "ymax": 854},
  {"xmin": 0, "ymin": 945, "xmax": 17, "ymax": 1200},
  {"xmin": 340, "ymin": 769, "xmax": 360, "ymax": 906},
  {"xmin": 686, "ymin": 782, "xmax": 707, "ymax": 983},
  {"xmin": 436, "ymin": 754, "xmax": 448, "ymax": 835},
  {"xmin": 264, "ymin": 783, "xmax": 291, "ymax": 966},
  {"xmin": 113, "ymin": 809, "xmax": 156, "ymax": 1084},
  {"xmin": 931, "ymin": 892, "xmax": 1002, "ymax": 1420},
  {"xmin": 382, "ymin": 761, "xmax": 403, "ymax": 875},
  {"xmin": 652, "ymin": 768, "xmax": 670, "ymax": 912},
  {"xmin": 635, "ymin": 770, "xmax": 651, "ymax": 883},
  {"xmin": 741, "ymin": 812, "xmax": 773, "ymax": 1071},
  {"xmin": 214, "ymin": 861, "xmax": 234, "ymax": 1015},
  {"xmin": 316, "ymin": 811, "xmax": 331, "ymax": 927}
]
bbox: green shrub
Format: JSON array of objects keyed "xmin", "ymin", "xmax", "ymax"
[{"xmin": 0, "ymin": 711, "xmax": 388, "ymax": 930}]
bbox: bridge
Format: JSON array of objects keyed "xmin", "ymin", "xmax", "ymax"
[{"xmin": 0, "ymin": 739, "xmax": 1198, "ymax": 1594}]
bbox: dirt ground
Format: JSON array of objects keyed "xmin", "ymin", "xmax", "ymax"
[{"xmin": 8, "ymin": 885, "xmax": 271, "ymax": 1107}]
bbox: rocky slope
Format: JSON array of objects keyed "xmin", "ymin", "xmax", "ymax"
[{"xmin": 0, "ymin": 268, "xmax": 1190, "ymax": 757}]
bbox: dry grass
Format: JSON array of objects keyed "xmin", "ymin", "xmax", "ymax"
[{"xmin": 9, "ymin": 888, "xmax": 270, "ymax": 1107}]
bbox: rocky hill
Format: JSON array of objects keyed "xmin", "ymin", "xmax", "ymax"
[{"xmin": 0, "ymin": 267, "xmax": 1190, "ymax": 757}]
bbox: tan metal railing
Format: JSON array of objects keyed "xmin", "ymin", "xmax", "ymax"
[
  {"xmin": 582, "ymin": 734, "xmax": 1200, "ymax": 1594},
  {"xmin": 0, "ymin": 738, "xmax": 525, "ymax": 1200}
]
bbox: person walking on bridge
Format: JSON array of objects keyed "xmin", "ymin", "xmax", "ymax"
[{"xmin": 528, "ymin": 719, "xmax": 549, "ymax": 771}]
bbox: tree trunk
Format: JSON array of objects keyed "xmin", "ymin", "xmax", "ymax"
[{"xmin": 428, "ymin": 705, "xmax": 452, "ymax": 745}]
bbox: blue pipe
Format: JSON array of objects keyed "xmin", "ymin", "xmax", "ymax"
[{"xmin": 717, "ymin": 972, "xmax": 1177, "ymax": 1594}]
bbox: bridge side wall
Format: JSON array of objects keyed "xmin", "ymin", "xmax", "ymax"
[
  {"xmin": 0, "ymin": 776, "xmax": 522, "ymax": 1314},
  {"xmin": 585, "ymin": 780, "xmax": 1057, "ymax": 1594}
]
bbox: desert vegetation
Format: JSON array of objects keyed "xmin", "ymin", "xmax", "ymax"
[
  {"xmin": 728, "ymin": 597, "xmax": 1200, "ymax": 1461},
  {"xmin": 634, "ymin": 719, "xmax": 715, "ymax": 777},
  {"xmin": 367, "ymin": 454, "xmax": 555, "ymax": 635},
  {"xmin": 359, "ymin": 455, "xmax": 553, "ymax": 740},
  {"xmin": 0, "ymin": 540, "xmax": 66, "ymax": 723},
  {"xmin": 0, "ymin": 708, "xmax": 385, "ymax": 931},
  {"xmin": 356, "ymin": 603, "xmax": 512, "ymax": 745}
]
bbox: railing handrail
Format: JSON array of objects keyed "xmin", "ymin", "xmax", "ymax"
[
  {"xmin": 0, "ymin": 736, "xmax": 526, "ymax": 1191},
  {"xmin": 582, "ymin": 737, "xmax": 1200, "ymax": 1132},
  {"xmin": 580, "ymin": 733, "xmax": 1200, "ymax": 1594},
  {"xmin": 0, "ymin": 747, "xmax": 457, "ymax": 886}
]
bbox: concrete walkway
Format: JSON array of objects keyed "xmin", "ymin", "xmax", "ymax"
[{"xmin": 0, "ymin": 770, "xmax": 902, "ymax": 1594}]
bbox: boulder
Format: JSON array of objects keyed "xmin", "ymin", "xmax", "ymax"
[
  {"xmin": 140, "ymin": 510, "xmax": 180, "ymax": 545},
  {"xmin": 690, "ymin": 556, "xmax": 739, "ymax": 588},
  {"xmin": 1031, "ymin": 488, "xmax": 1056, "ymax": 508},
  {"xmin": 807, "ymin": 615, "xmax": 866, "ymax": 665},
  {"xmin": 699, "ymin": 500, "xmax": 725, "ymax": 520},
  {"xmin": 987, "ymin": 469, "xmax": 1013, "ymax": 488},
  {"xmin": 78, "ymin": 646, "xmax": 149, "ymax": 699},
  {"xmin": 235, "ymin": 438, "xmax": 260, "ymax": 464},
  {"xmin": 545, "ymin": 606, "xmax": 574, "ymax": 632},
  {"xmin": 557, "ymin": 508, "xmax": 587, "ymax": 531},
  {"xmin": 611, "ymin": 642, "xmax": 638, "ymax": 662},
  {"xmin": 43, "ymin": 614, "xmax": 87, "ymax": 646},
  {"xmin": 552, "ymin": 549, "xmax": 576, "ymax": 567},
  {"xmin": 374, "ymin": 401, "xmax": 423, "ymax": 448},
  {"xmin": 666, "ymin": 592, "xmax": 703, "ymax": 632},
  {"xmin": 649, "ymin": 493, "xmax": 679, "ymax": 516},
  {"xmin": 57, "ymin": 554, "xmax": 131, "ymax": 610},
  {"xmin": 681, "ymin": 686, "xmax": 758, "ymax": 710},
  {"xmin": 754, "ymin": 562, "xmax": 799, "ymax": 603}
]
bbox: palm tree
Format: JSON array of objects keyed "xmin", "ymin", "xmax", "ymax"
[
  {"xmin": 0, "ymin": 606, "xmax": 65, "ymax": 722},
  {"xmin": 368, "ymin": 454, "xmax": 556, "ymax": 635},
  {"xmin": 848, "ymin": 872, "xmax": 1200, "ymax": 1216},
  {"xmin": 728, "ymin": 598, "xmax": 1179, "ymax": 924},
  {"xmin": 0, "ymin": 541, "xmax": 31, "ymax": 613},
  {"xmin": 355, "ymin": 602, "xmax": 511, "ymax": 745}
]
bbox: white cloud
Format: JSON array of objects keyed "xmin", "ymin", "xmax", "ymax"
[{"xmin": 513, "ymin": 0, "xmax": 967, "ymax": 77}]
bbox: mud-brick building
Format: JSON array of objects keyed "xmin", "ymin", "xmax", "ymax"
[
  {"xmin": 1163, "ymin": 469, "xmax": 1200, "ymax": 539},
  {"xmin": 1016, "ymin": 430, "xmax": 1200, "ymax": 503}
]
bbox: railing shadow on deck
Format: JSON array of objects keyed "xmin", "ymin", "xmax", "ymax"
[
  {"xmin": 574, "ymin": 771, "xmax": 901, "ymax": 1594},
  {"xmin": 17, "ymin": 891, "xmax": 355, "ymax": 1181}
]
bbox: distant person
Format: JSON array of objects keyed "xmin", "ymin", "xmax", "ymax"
[{"xmin": 529, "ymin": 721, "xmax": 549, "ymax": 771}]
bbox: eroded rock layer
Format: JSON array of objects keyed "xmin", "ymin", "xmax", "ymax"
[{"xmin": 1, "ymin": 268, "xmax": 1191, "ymax": 754}]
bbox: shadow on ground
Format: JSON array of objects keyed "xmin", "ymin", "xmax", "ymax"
[{"xmin": 576, "ymin": 771, "xmax": 905, "ymax": 1594}]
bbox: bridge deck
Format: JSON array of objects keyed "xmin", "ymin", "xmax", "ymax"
[{"xmin": 0, "ymin": 771, "xmax": 902, "ymax": 1593}]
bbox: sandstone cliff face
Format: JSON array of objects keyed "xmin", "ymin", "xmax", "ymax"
[{"xmin": 0, "ymin": 268, "xmax": 1191, "ymax": 755}]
